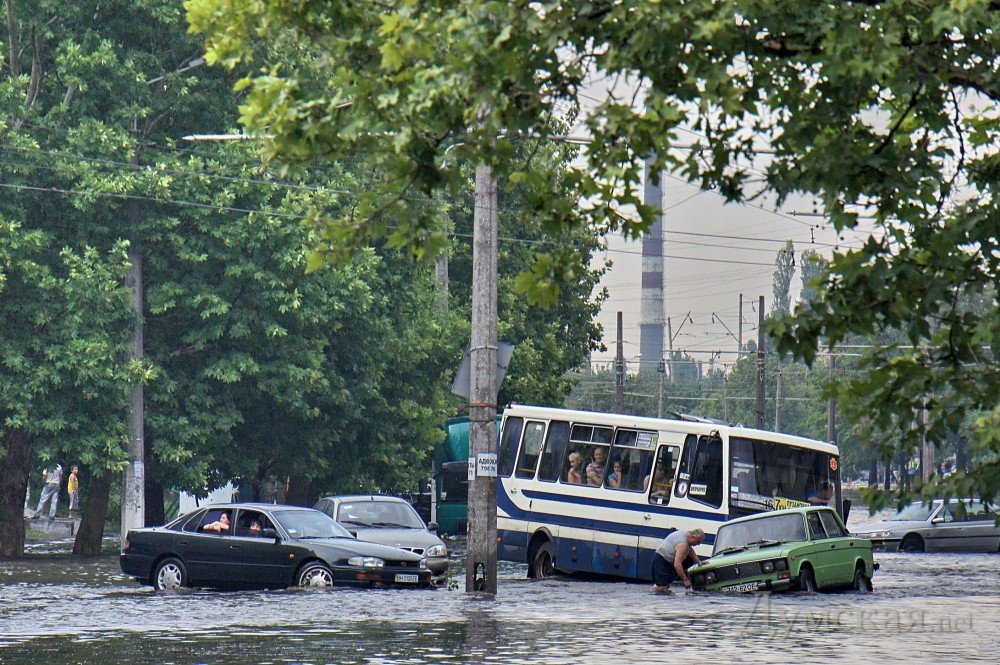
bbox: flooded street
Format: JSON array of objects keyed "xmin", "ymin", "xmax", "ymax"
[{"xmin": 2, "ymin": 533, "xmax": 999, "ymax": 665}]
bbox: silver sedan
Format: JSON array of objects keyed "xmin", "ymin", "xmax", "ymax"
[{"xmin": 853, "ymin": 498, "xmax": 1000, "ymax": 553}]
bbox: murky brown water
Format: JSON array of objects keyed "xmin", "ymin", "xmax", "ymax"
[{"xmin": 2, "ymin": 513, "xmax": 999, "ymax": 664}]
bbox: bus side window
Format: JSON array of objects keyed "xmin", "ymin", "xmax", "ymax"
[
  {"xmin": 497, "ymin": 417, "xmax": 524, "ymax": 478},
  {"xmin": 515, "ymin": 421, "xmax": 546, "ymax": 479},
  {"xmin": 537, "ymin": 421, "xmax": 571, "ymax": 482}
]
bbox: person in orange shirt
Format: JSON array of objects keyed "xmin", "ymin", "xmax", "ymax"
[{"xmin": 67, "ymin": 465, "xmax": 80, "ymax": 519}]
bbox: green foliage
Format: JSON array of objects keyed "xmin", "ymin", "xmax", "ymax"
[{"xmin": 184, "ymin": 0, "xmax": 1000, "ymax": 503}]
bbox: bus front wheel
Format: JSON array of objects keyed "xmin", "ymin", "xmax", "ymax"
[{"xmin": 531, "ymin": 542, "xmax": 557, "ymax": 579}]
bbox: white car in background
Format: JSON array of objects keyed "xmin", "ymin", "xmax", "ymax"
[
  {"xmin": 315, "ymin": 495, "xmax": 450, "ymax": 582},
  {"xmin": 853, "ymin": 498, "xmax": 1000, "ymax": 553}
]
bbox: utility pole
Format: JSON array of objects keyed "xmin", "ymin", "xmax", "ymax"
[
  {"xmin": 657, "ymin": 359, "xmax": 665, "ymax": 419},
  {"xmin": 827, "ymin": 355, "xmax": 837, "ymax": 444},
  {"xmin": 466, "ymin": 157, "xmax": 498, "ymax": 595},
  {"xmin": 738, "ymin": 294, "xmax": 743, "ymax": 356},
  {"xmin": 122, "ymin": 126, "xmax": 145, "ymax": 545},
  {"xmin": 723, "ymin": 372, "xmax": 730, "ymax": 422},
  {"xmin": 755, "ymin": 295, "xmax": 766, "ymax": 429},
  {"xmin": 774, "ymin": 368, "xmax": 782, "ymax": 432},
  {"xmin": 615, "ymin": 312, "xmax": 625, "ymax": 414},
  {"xmin": 666, "ymin": 317, "xmax": 674, "ymax": 383}
]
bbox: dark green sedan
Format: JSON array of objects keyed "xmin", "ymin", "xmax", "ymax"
[
  {"xmin": 688, "ymin": 506, "xmax": 877, "ymax": 593},
  {"xmin": 120, "ymin": 503, "xmax": 432, "ymax": 590}
]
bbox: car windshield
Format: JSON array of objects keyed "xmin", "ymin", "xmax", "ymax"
[
  {"xmin": 713, "ymin": 513, "xmax": 807, "ymax": 555},
  {"xmin": 273, "ymin": 510, "xmax": 354, "ymax": 539},
  {"xmin": 892, "ymin": 502, "xmax": 938, "ymax": 521},
  {"xmin": 337, "ymin": 501, "xmax": 425, "ymax": 529}
]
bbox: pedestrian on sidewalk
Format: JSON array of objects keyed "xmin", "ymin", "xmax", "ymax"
[
  {"xmin": 33, "ymin": 463, "xmax": 63, "ymax": 519},
  {"xmin": 67, "ymin": 465, "xmax": 80, "ymax": 519}
]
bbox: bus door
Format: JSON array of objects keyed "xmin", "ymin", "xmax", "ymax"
[
  {"xmin": 667, "ymin": 432, "xmax": 726, "ymax": 557},
  {"xmin": 636, "ymin": 437, "xmax": 684, "ymax": 577}
]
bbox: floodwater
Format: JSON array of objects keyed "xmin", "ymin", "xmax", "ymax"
[{"xmin": 1, "ymin": 530, "xmax": 999, "ymax": 664}]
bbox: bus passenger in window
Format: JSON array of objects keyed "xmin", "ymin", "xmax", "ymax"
[
  {"xmin": 805, "ymin": 480, "xmax": 833, "ymax": 506},
  {"xmin": 566, "ymin": 452, "xmax": 584, "ymax": 484},
  {"xmin": 644, "ymin": 462, "xmax": 671, "ymax": 498},
  {"xmin": 607, "ymin": 461, "xmax": 624, "ymax": 489},
  {"xmin": 586, "ymin": 447, "xmax": 607, "ymax": 486}
]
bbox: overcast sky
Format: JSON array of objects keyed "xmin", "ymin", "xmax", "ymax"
[
  {"xmin": 590, "ymin": 184, "xmax": 876, "ymax": 371},
  {"xmin": 564, "ymin": 75, "xmax": 879, "ymax": 372}
]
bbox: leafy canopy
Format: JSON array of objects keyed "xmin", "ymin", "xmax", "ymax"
[{"xmin": 186, "ymin": 1, "xmax": 1000, "ymax": 504}]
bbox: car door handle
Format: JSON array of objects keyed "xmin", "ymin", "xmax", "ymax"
[
  {"xmin": 230, "ymin": 544, "xmax": 241, "ymax": 550},
  {"xmin": 178, "ymin": 541, "xmax": 188, "ymax": 546}
]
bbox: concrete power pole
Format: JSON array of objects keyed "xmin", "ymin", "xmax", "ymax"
[
  {"xmin": 755, "ymin": 295, "xmax": 766, "ymax": 429},
  {"xmin": 122, "ymin": 131, "xmax": 145, "ymax": 545},
  {"xmin": 615, "ymin": 312, "xmax": 625, "ymax": 414},
  {"xmin": 827, "ymin": 354, "xmax": 837, "ymax": 445},
  {"xmin": 774, "ymin": 368, "xmax": 782, "ymax": 432},
  {"xmin": 466, "ymin": 160, "xmax": 498, "ymax": 595}
]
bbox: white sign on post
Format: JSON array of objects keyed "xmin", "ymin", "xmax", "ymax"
[
  {"xmin": 476, "ymin": 452, "xmax": 498, "ymax": 477},
  {"xmin": 468, "ymin": 457, "xmax": 476, "ymax": 481}
]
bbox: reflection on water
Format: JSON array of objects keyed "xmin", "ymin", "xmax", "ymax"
[{"xmin": 1, "ymin": 534, "xmax": 998, "ymax": 664}]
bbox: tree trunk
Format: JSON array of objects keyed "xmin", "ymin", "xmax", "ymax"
[
  {"xmin": 0, "ymin": 427, "xmax": 32, "ymax": 559},
  {"xmin": 284, "ymin": 475, "xmax": 313, "ymax": 507},
  {"xmin": 72, "ymin": 471, "xmax": 111, "ymax": 556},
  {"xmin": 867, "ymin": 440, "xmax": 878, "ymax": 488},
  {"xmin": 144, "ymin": 467, "xmax": 165, "ymax": 527}
]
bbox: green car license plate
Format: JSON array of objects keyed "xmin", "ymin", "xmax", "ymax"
[
  {"xmin": 722, "ymin": 581, "xmax": 761, "ymax": 593},
  {"xmin": 394, "ymin": 573, "xmax": 419, "ymax": 583}
]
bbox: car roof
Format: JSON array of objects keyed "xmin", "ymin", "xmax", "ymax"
[
  {"xmin": 188, "ymin": 503, "xmax": 317, "ymax": 512},
  {"xmin": 722, "ymin": 506, "xmax": 832, "ymax": 526},
  {"xmin": 318, "ymin": 495, "xmax": 408, "ymax": 503}
]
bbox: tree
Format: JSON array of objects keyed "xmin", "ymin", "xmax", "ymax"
[
  {"xmin": 187, "ymin": 1, "xmax": 1000, "ymax": 505},
  {"xmin": 771, "ymin": 241, "xmax": 795, "ymax": 317}
]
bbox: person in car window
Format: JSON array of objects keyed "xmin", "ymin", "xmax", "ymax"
[
  {"xmin": 805, "ymin": 481, "xmax": 833, "ymax": 506},
  {"xmin": 249, "ymin": 519, "xmax": 263, "ymax": 536},
  {"xmin": 203, "ymin": 512, "xmax": 230, "ymax": 533}
]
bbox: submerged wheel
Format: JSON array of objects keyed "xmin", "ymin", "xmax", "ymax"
[
  {"xmin": 798, "ymin": 566, "xmax": 817, "ymax": 592},
  {"xmin": 852, "ymin": 564, "xmax": 873, "ymax": 593},
  {"xmin": 899, "ymin": 534, "xmax": 925, "ymax": 553},
  {"xmin": 296, "ymin": 561, "xmax": 334, "ymax": 587},
  {"xmin": 530, "ymin": 542, "xmax": 557, "ymax": 579},
  {"xmin": 154, "ymin": 557, "xmax": 188, "ymax": 590}
]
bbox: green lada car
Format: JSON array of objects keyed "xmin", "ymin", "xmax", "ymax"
[{"xmin": 688, "ymin": 506, "xmax": 877, "ymax": 593}]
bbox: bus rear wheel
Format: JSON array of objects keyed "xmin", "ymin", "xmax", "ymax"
[{"xmin": 530, "ymin": 542, "xmax": 556, "ymax": 579}]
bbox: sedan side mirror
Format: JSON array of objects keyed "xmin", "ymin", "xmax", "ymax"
[
  {"xmin": 262, "ymin": 528, "xmax": 279, "ymax": 539},
  {"xmin": 427, "ymin": 521, "xmax": 439, "ymax": 533},
  {"xmin": 930, "ymin": 517, "xmax": 945, "ymax": 524}
]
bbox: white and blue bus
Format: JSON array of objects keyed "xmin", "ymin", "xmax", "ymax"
[{"xmin": 496, "ymin": 405, "xmax": 842, "ymax": 580}]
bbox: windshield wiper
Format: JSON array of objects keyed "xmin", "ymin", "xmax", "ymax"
[
  {"xmin": 715, "ymin": 546, "xmax": 748, "ymax": 556},
  {"xmin": 369, "ymin": 521, "xmax": 413, "ymax": 528},
  {"xmin": 746, "ymin": 539, "xmax": 782, "ymax": 548},
  {"xmin": 338, "ymin": 519, "xmax": 372, "ymax": 527}
]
